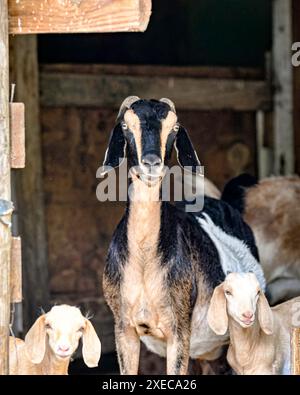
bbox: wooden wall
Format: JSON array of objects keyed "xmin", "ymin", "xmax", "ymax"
[{"xmin": 41, "ymin": 107, "xmax": 121, "ymax": 355}]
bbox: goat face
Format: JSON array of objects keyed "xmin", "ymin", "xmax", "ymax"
[
  {"xmin": 208, "ymin": 273, "xmax": 274, "ymax": 336},
  {"xmin": 24, "ymin": 305, "xmax": 101, "ymax": 368},
  {"xmin": 102, "ymin": 96, "xmax": 200, "ymax": 185}
]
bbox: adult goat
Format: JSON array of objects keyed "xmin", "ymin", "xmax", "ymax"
[{"xmin": 100, "ymin": 97, "xmax": 265, "ymax": 374}]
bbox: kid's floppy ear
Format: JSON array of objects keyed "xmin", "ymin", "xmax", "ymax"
[
  {"xmin": 82, "ymin": 319, "xmax": 101, "ymax": 368},
  {"xmin": 24, "ymin": 315, "xmax": 47, "ymax": 364},
  {"xmin": 257, "ymin": 292, "xmax": 274, "ymax": 335},
  {"xmin": 100, "ymin": 96, "xmax": 140, "ymax": 176},
  {"xmin": 207, "ymin": 284, "xmax": 228, "ymax": 336},
  {"xmin": 175, "ymin": 126, "xmax": 201, "ymax": 173},
  {"xmin": 100, "ymin": 123, "xmax": 126, "ymax": 176}
]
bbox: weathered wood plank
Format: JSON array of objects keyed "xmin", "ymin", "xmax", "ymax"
[
  {"xmin": 8, "ymin": 0, "xmax": 151, "ymax": 34},
  {"xmin": 40, "ymin": 71, "xmax": 271, "ymax": 111},
  {"xmin": 273, "ymin": 0, "xmax": 295, "ymax": 175},
  {"xmin": 10, "ymin": 236, "xmax": 22, "ymax": 303},
  {"xmin": 0, "ymin": 0, "xmax": 11, "ymax": 376},
  {"xmin": 41, "ymin": 64, "xmax": 265, "ymax": 80},
  {"xmin": 292, "ymin": 327, "xmax": 300, "ymax": 375},
  {"xmin": 10, "ymin": 102, "xmax": 25, "ymax": 168},
  {"xmin": 256, "ymin": 111, "xmax": 273, "ymax": 178},
  {"xmin": 293, "ymin": 0, "xmax": 300, "ymax": 175},
  {"xmin": 9, "ymin": 35, "xmax": 50, "ymax": 331}
]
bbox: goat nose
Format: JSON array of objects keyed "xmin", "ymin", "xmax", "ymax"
[
  {"xmin": 242, "ymin": 311, "xmax": 254, "ymax": 319},
  {"xmin": 58, "ymin": 344, "xmax": 70, "ymax": 352},
  {"xmin": 142, "ymin": 153, "xmax": 162, "ymax": 167}
]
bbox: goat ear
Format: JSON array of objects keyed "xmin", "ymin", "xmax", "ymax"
[
  {"xmin": 24, "ymin": 315, "xmax": 47, "ymax": 364},
  {"xmin": 175, "ymin": 126, "xmax": 201, "ymax": 173},
  {"xmin": 100, "ymin": 124, "xmax": 126, "ymax": 176},
  {"xmin": 207, "ymin": 284, "xmax": 228, "ymax": 336},
  {"xmin": 82, "ymin": 319, "xmax": 101, "ymax": 368},
  {"xmin": 258, "ymin": 292, "xmax": 274, "ymax": 335}
]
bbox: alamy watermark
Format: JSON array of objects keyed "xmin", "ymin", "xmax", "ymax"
[
  {"xmin": 96, "ymin": 159, "xmax": 205, "ymax": 212},
  {"xmin": 292, "ymin": 42, "xmax": 300, "ymax": 67}
]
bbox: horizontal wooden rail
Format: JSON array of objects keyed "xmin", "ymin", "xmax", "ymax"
[
  {"xmin": 8, "ymin": 0, "xmax": 151, "ymax": 34},
  {"xmin": 40, "ymin": 67, "xmax": 271, "ymax": 111},
  {"xmin": 41, "ymin": 64, "xmax": 266, "ymax": 80}
]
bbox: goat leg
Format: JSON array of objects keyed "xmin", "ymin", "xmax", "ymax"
[
  {"xmin": 166, "ymin": 332, "xmax": 190, "ymax": 375},
  {"xmin": 115, "ymin": 324, "xmax": 140, "ymax": 375}
]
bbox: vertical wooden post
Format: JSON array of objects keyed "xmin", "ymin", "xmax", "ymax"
[
  {"xmin": 256, "ymin": 111, "xmax": 273, "ymax": 178},
  {"xmin": 273, "ymin": 0, "xmax": 295, "ymax": 175},
  {"xmin": 292, "ymin": 0, "xmax": 300, "ymax": 175},
  {"xmin": 10, "ymin": 35, "xmax": 49, "ymax": 331},
  {"xmin": 10, "ymin": 236, "xmax": 22, "ymax": 304},
  {"xmin": 0, "ymin": 0, "xmax": 11, "ymax": 375},
  {"xmin": 292, "ymin": 328, "xmax": 300, "ymax": 375}
]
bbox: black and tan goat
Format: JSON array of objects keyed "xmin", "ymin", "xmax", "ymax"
[{"xmin": 100, "ymin": 97, "xmax": 265, "ymax": 375}]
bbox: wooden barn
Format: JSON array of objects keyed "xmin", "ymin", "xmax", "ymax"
[{"xmin": 0, "ymin": 0, "xmax": 300, "ymax": 375}]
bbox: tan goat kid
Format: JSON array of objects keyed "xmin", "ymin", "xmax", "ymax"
[
  {"xmin": 208, "ymin": 272, "xmax": 300, "ymax": 375},
  {"xmin": 9, "ymin": 305, "xmax": 101, "ymax": 375}
]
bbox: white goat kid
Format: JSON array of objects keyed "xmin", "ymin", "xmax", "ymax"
[
  {"xmin": 9, "ymin": 305, "xmax": 101, "ymax": 375},
  {"xmin": 208, "ymin": 273, "xmax": 300, "ymax": 375}
]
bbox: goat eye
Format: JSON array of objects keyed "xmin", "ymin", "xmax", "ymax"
[
  {"xmin": 173, "ymin": 124, "xmax": 180, "ymax": 132},
  {"xmin": 45, "ymin": 323, "xmax": 52, "ymax": 330},
  {"xmin": 257, "ymin": 290, "xmax": 261, "ymax": 296},
  {"xmin": 121, "ymin": 122, "xmax": 128, "ymax": 131},
  {"xmin": 225, "ymin": 290, "xmax": 232, "ymax": 296},
  {"xmin": 78, "ymin": 326, "xmax": 84, "ymax": 333}
]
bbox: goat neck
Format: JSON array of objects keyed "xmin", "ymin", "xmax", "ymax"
[
  {"xmin": 41, "ymin": 343, "xmax": 70, "ymax": 375},
  {"xmin": 127, "ymin": 176, "xmax": 161, "ymax": 262},
  {"xmin": 228, "ymin": 317, "xmax": 261, "ymax": 369}
]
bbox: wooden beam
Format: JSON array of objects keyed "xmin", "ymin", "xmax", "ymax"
[
  {"xmin": 10, "ymin": 102, "xmax": 25, "ymax": 169},
  {"xmin": 40, "ymin": 69, "xmax": 271, "ymax": 111},
  {"xmin": 9, "ymin": 35, "xmax": 50, "ymax": 331},
  {"xmin": 10, "ymin": 236, "xmax": 22, "ymax": 303},
  {"xmin": 256, "ymin": 111, "xmax": 273, "ymax": 178},
  {"xmin": 292, "ymin": 327, "xmax": 300, "ymax": 375},
  {"xmin": 8, "ymin": 0, "xmax": 151, "ymax": 34},
  {"xmin": 273, "ymin": 0, "xmax": 295, "ymax": 175},
  {"xmin": 41, "ymin": 64, "xmax": 265, "ymax": 80},
  {"xmin": 0, "ymin": 0, "xmax": 11, "ymax": 376}
]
